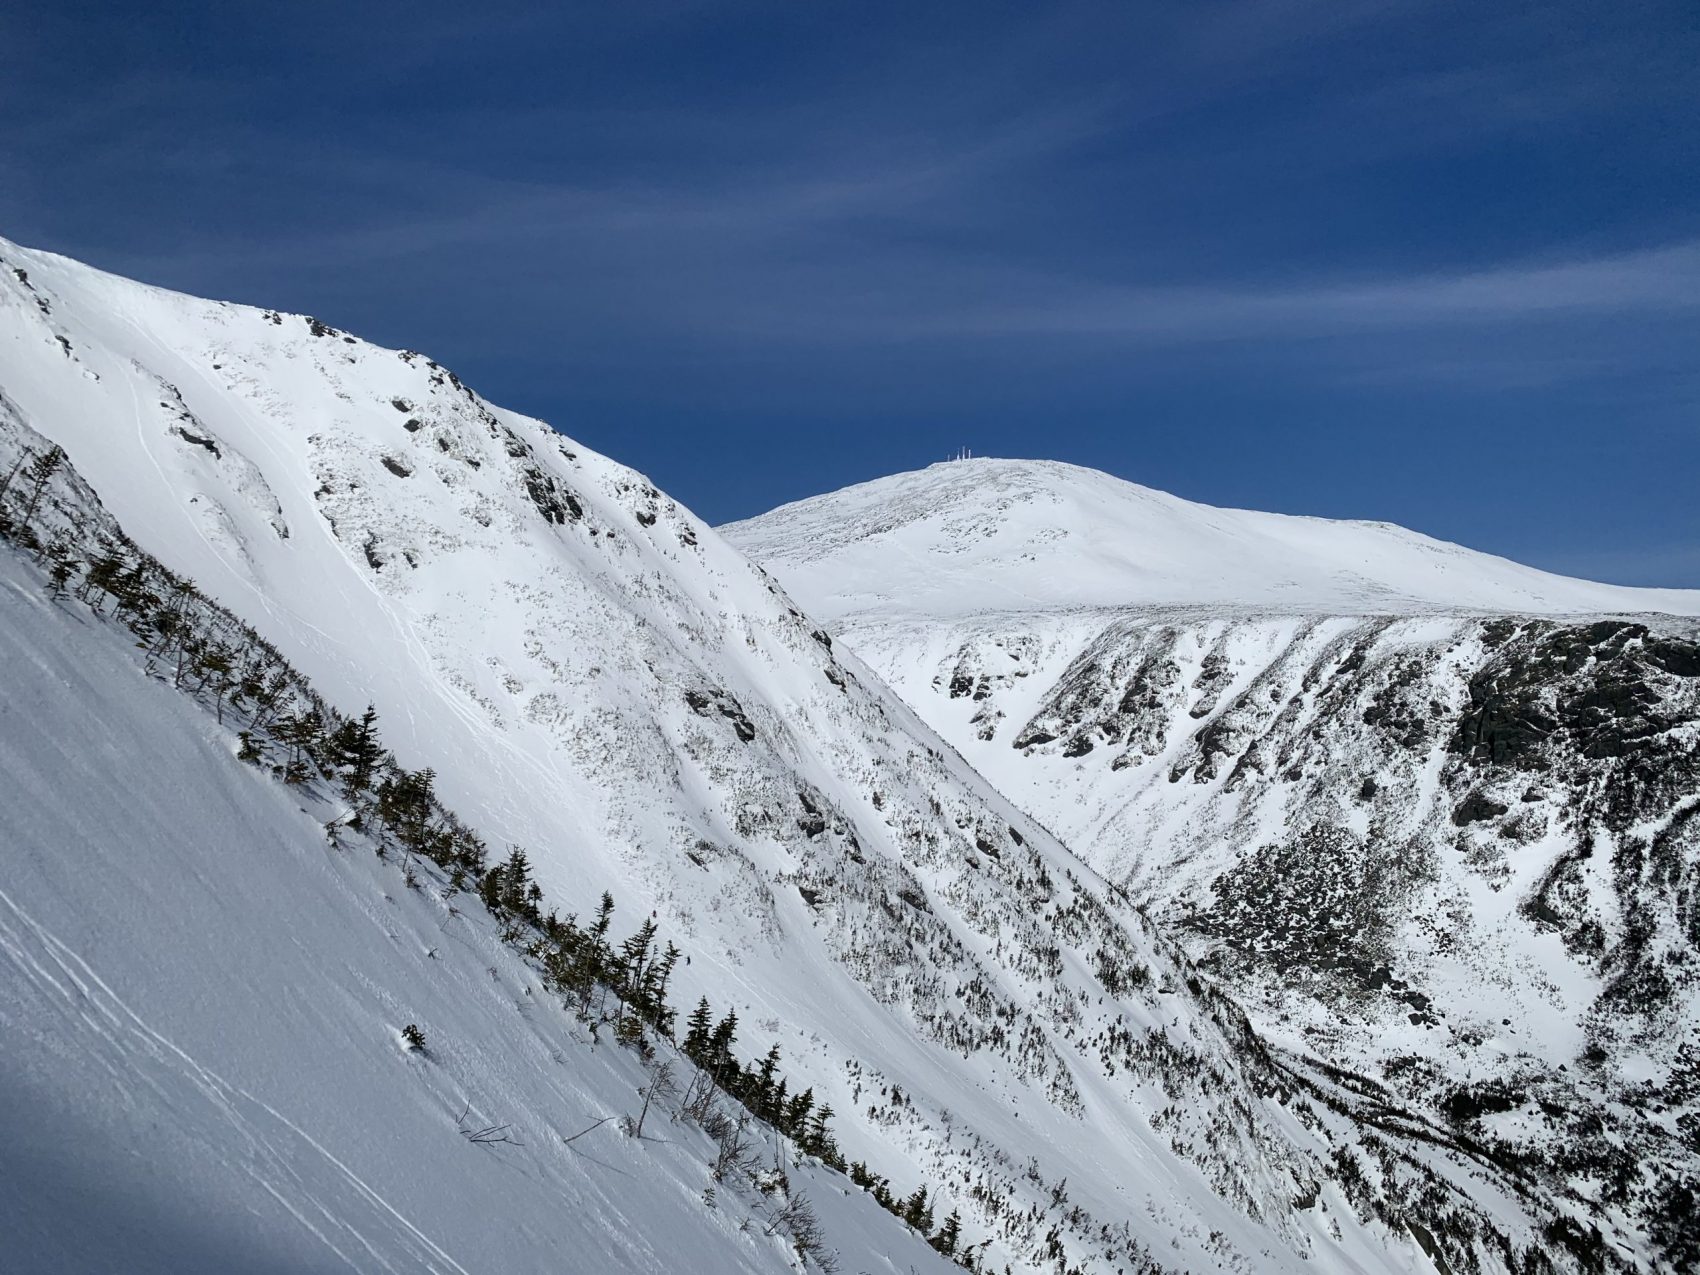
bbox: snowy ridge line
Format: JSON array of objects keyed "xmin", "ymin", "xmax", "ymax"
[
  {"xmin": 0, "ymin": 410, "xmax": 981, "ymax": 1272},
  {"xmin": 721, "ymin": 457, "xmax": 1700, "ymax": 621}
]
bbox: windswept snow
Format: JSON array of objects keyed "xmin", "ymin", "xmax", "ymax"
[{"xmin": 9, "ymin": 234, "xmax": 1682, "ymax": 1271}]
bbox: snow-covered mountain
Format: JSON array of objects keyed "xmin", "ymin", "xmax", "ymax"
[
  {"xmin": 0, "ymin": 237, "xmax": 1528, "ymax": 1274},
  {"xmin": 8, "ymin": 233, "xmax": 1695, "ymax": 1271},
  {"xmin": 727, "ymin": 458, "xmax": 1700, "ymax": 1273},
  {"xmin": 724, "ymin": 458, "xmax": 1700, "ymax": 623}
]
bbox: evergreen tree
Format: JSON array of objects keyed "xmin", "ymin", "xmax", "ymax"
[
  {"xmin": 80, "ymin": 545, "xmax": 126, "ymax": 612},
  {"xmin": 615, "ymin": 1011, "xmax": 646, "ymax": 1048},
  {"xmin": 783, "ymin": 1087, "xmax": 814, "ymax": 1138},
  {"xmin": 754, "ymin": 1043, "xmax": 782, "ymax": 1121},
  {"xmin": 708, "ymin": 1010, "xmax": 738, "ymax": 1078},
  {"xmin": 44, "ymin": 542, "xmax": 75, "ymax": 599},
  {"xmin": 499, "ymin": 848, "xmax": 533, "ymax": 916},
  {"xmin": 682, "ymin": 997, "xmax": 714, "ymax": 1063},
  {"xmin": 803, "ymin": 1102, "xmax": 838, "ymax": 1163},
  {"xmin": 19, "ymin": 445, "xmax": 64, "ymax": 527},
  {"xmin": 338, "ymin": 704, "xmax": 382, "ymax": 792},
  {"xmin": 902, "ymin": 1185, "xmax": 932, "ymax": 1232},
  {"xmin": 932, "ymin": 1210, "xmax": 962, "ymax": 1257},
  {"xmin": 378, "ymin": 767, "xmax": 435, "ymax": 847},
  {"xmin": 199, "ymin": 643, "xmax": 236, "ymax": 722},
  {"xmin": 111, "ymin": 559, "xmax": 156, "ymax": 621},
  {"xmin": 275, "ymin": 710, "xmax": 322, "ymax": 784},
  {"xmin": 617, "ymin": 917, "xmax": 658, "ymax": 1006},
  {"xmin": 643, "ymin": 941, "xmax": 680, "ymax": 1035},
  {"xmin": 590, "ymin": 891, "xmax": 616, "ymax": 945},
  {"xmin": 479, "ymin": 861, "xmax": 505, "ymax": 914}
]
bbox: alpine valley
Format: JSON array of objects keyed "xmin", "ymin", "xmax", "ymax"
[{"xmin": 2, "ymin": 235, "xmax": 1695, "ymax": 1275}]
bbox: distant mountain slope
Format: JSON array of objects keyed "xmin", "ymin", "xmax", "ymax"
[
  {"xmin": 0, "ymin": 237, "xmax": 1516, "ymax": 1273},
  {"xmin": 728, "ymin": 458, "xmax": 1700, "ymax": 1275},
  {"xmin": 724, "ymin": 458, "xmax": 1700, "ymax": 621}
]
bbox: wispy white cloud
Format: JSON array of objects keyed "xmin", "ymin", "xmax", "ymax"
[
  {"xmin": 14, "ymin": 0, "xmax": 1697, "ymax": 404},
  {"xmin": 917, "ymin": 240, "xmax": 1700, "ymax": 341}
]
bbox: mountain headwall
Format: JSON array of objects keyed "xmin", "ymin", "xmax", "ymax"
[{"xmin": 729, "ymin": 457, "xmax": 1700, "ymax": 1273}]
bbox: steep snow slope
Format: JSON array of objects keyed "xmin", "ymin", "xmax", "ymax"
[
  {"xmin": 727, "ymin": 459, "xmax": 1700, "ymax": 1273},
  {"xmin": 0, "ymin": 539, "xmax": 964, "ymax": 1275},
  {"xmin": 0, "ymin": 238, "xmax": 1509, "ymax": 1273},
  {"xmin": 723, "ymin": 458, "xmax": 1700, "ymax": 622}
]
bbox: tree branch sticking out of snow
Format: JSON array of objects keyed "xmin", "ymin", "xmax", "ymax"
[
  {"xmin": 456, "ymin": 1098, "xmax": 524, "ymax": 1148},
  {"xmin": 629, "ymin": 1057, "xmax": 676, "ymax": 1140},
  {"xmin": 764, "ymin": 1190, "xmax": 835, "ymax": 1273},
  {"xmin": 562, "ymin": 1115, "xmax": 618, "ymax": 1146},
  {"xmin": 709, "ymin": 1111, "xmax": 759, "ymax": 1184}
]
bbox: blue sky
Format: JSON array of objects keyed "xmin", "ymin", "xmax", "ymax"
[{"xmin": 3, "ymin": 1, "xmax": 1697, "ymax": 584}]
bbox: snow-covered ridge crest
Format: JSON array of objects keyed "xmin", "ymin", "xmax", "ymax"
[{"xmin": 723, "ymin": 455, "xmax": 1700, "ymax": 621}]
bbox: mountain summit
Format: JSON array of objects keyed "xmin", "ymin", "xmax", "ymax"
[{"xmin": 725, "ymin": 456, "xmax": 1700, "ymax": 622}]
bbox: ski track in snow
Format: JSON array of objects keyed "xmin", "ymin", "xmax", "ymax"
[{"xmin": 0, "ymin": 885, "xmax": 470, "ymax": 1275}]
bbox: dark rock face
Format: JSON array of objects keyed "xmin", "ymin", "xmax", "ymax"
[
  {"xmin": 910, "ymin": 607, "xmax": 1700, "ymax": 1270},
  {"xmin": 1013, "ymin": 621, "xmax": 1188, "ymax": 757},
  {"xmin": 1190, "ymin": 822, "xmax": 1426, "ymax": 992},
  {"xmin": 520, "ymin": 464, "xmax": 582, "ymax": 524},
  {"xmin": 174, "ymin": 426, "xmax": 220, "ymax": 457},
  {"xmin": 1452, "ymin": 622, "xmax": 1700, "ymax": 828},
  {"xmin": 685, "ymin": 686, "xmax": 758, "ymax": 742},
  {"xmin": 1452, "ymin": 792, "xmax": 1509, "ymax": 825}
]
